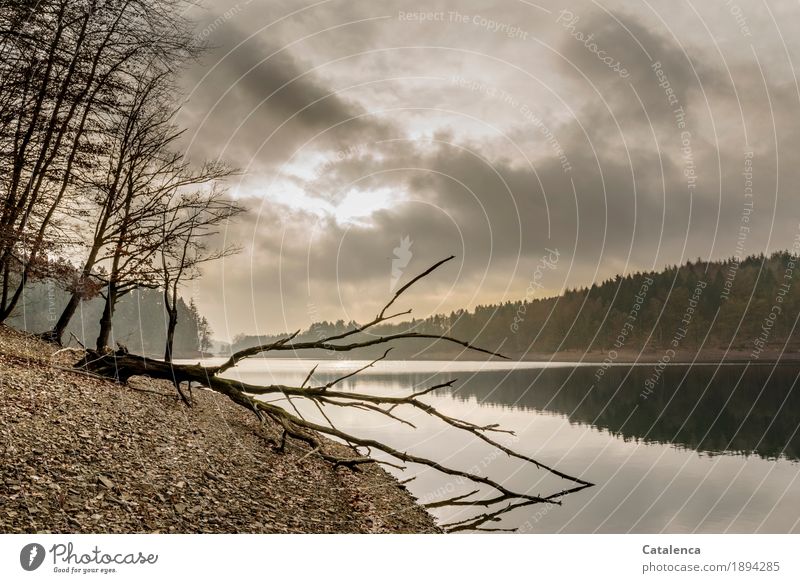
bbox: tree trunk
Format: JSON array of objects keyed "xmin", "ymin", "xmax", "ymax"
[
  {"xmin": 46, "ymin": 294, "xmax": 80, "ymax": 344},
  {"xmin": 0, "ymin": 268, "xmax": 26, "ymax": 322},
  {"xmin": 95, "ymin": 285, "xmax": 117, "ymax": 351},
  {"xmin": 1, "ymin": 262, "xmax": 8, "ymax": 314},
  {"xmin": 164, "ymin": 307, "xmax": 178, "ymax": 363}
]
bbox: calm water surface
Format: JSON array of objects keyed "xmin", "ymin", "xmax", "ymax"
[{"xmin": 205, "ymin": 358, "xmax": 800, "ymax": 533}]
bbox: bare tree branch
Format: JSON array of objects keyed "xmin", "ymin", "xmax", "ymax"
[{"xmin": 74, "ymin": 258, "xmax": 594, "ymax": 531}]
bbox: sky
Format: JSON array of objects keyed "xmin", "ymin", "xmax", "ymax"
[{"xmin": 176, "ymin": 0, "xmax": 800, "ymax": 341}]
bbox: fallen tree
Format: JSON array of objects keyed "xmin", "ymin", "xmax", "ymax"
[{"xmin": 73, "ymin": 257, "xmax": 594, "ymax": 531}]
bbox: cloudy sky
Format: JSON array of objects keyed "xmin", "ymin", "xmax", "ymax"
[{"xmin": 176, "ymin": 0, "xmax": 800, "ymax": 341}]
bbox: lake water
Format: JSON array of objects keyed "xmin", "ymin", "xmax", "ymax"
[{"xmin": 207, "ymin": 358, "xmax": 800, "ymax": 533}]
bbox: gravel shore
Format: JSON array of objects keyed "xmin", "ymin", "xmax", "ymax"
[{"xmin": 0, "ymin": 326, "xmax": 439, "ymax": 533}]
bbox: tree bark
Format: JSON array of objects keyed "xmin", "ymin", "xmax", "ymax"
[
  {"xmin": 164, "ymin": 306, "xmax": 178, "ymax": 363},
  {"xmin": 1, "ymin": 261, "xmax": 8, "ymax": 314},
  {"xmin": 47, "ymin": 294, "xmax": 80, "ymax": 344},
  {"xmin": 95, "ymin": 284, "xmax": 117, "ymax": 351}
]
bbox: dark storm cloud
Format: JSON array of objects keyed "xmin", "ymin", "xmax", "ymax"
[
  {"xmin": 181, "ymin": 21, "xmax": 393, "ymax": 168},
  {"xmin": 186, "ymin": 0, "xmax": 800, "ymax": 337}
]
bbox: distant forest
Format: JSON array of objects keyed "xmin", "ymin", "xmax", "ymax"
[
  {"xmin": 232, "ymin": 251, "xmax": 800, "ymax": 360},
  {"xmin": 9, "ymin": 283, "xmax": 211, "ymax": 358}
]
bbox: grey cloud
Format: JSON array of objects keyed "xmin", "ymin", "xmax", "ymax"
[
  {"xmin": 180, "ymin": 22, "xmax": 393, "ymax": 168},
  {"xmin": 186, "ymin": 0, "xmax": 800, "ymax": 338}
]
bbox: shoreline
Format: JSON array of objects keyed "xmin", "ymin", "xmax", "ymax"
[
  {"xmin": 510, "ymin": 349, "xmax": 800, "ymax": 364},
  {"xmin": 206, "ymin": 350, "xmax": 800, "ymax": 365},
  {"xmin": 0, "ymin": 326, "xmax": 438, "ymax": 534}
]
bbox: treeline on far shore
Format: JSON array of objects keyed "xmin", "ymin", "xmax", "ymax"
[{"xmin": 231, "ymin": 251, "xmax": 800, "ymax": 360}]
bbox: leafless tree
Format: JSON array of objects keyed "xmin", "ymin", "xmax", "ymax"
[
  {"xmin": 159, "ymin": 189, "xmax": 245, "ymax": 363},
  {"xmin": 86, "ymin": 77, "xmax": 235, "ymax": 352},
  {"xmin": 39, "ymin": 58, "xmax": 234, "ymax": 349},
  {"xmin": 43, "ymin": 68, "xmax": 171, "ymax": 344},
  {"xmin": 0, "ymin": 0, "xmax": 202, "ymax": 323}
]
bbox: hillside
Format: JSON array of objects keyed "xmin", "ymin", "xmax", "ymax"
[
  {"xmin": 0, "ymin": 326, "xmax": 437, "ymax": 533},
  {"xmin": 232, "ymin": 251, "xmax": 800, "ymax": 361}
]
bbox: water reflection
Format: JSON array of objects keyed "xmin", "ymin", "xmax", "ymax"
[
  {"xmin": 218, "ymin": 358, "xmax": 800, "ymax": 532},
  {"xmin": 312, "ymin": 363, "xmax": 800, "ymax": 462}
]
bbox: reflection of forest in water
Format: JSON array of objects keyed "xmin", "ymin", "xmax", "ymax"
[{"xmin": 321, "ymin": 364, "xmax": 800, "ymax": 462}]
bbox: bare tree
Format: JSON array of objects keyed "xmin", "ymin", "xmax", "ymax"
[
  {"xmin": 44, "ymin": 68, "xmax": 171, "ymax": 344},
  {"xmin": 0, "ymin": 0, "xmax": 202, "ymax": 323},
  {"xmin": 159, "ymin": 190, "xmax": 245, "ymax": 363},
  {"xmin": 91, "ymin": 137, "xmax": 234, "ymax": 352},
  {"xmin": 76, "ymin": 257, "xmax": 594, "ymax": 531},
  {"xmin": 38, "ymin": 59, "xmax": 233, "ymax": 349}
]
